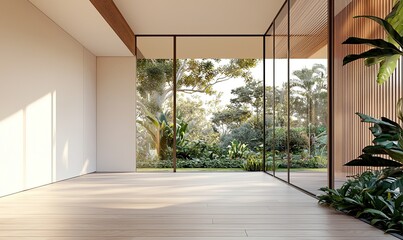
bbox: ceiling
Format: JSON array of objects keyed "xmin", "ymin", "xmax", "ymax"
[
  {"xmin": 28, "ymin": 0, "xmax": 286, "ymax": 56},
  {"xmin": 114, "ymin": 0, "xmax": 285, "ymax": 34},
  {"xmin": 27, "ymin": 0, "xmax": 347, "ymax": 57},
  {"xmin": 28, "ymin": 0, "xmax": 132, "ymax": 56}
]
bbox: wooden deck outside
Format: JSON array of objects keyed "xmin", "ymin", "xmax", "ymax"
[{"xmin": 0, "ymin": 172, "xmax": 395, "ymax": 239}]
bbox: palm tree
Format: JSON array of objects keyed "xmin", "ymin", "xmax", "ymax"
[{"xmin": 290, "ymin": 64, "xmax": 327, "ymax": 156}]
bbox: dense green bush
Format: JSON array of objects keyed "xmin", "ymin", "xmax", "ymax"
[
  {"xmin": 220, "ymin": 123, "xmax": 262, "ymax": 150},
  {"xmin": 319, "ymin": 168, "xmax": 403, "ymax": 234},
  {"xmin": 266, "ymin": 127, "xmax": 309, "ymax": 152},
  {"xmin": 137, "ymin": 157, "xmax": 243, "ymax": 169},
  {"xmin": 243, "ymin": 153, "xmax": 263, "ymax": 171}
]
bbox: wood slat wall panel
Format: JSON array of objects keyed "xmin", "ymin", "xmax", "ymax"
[{"xmin": 333, "ymin": 0, "xmax": 402, "ymax": 185}]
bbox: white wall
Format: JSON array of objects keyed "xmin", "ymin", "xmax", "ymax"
[
  {"xmin": 0, "ymin": 0, "xmax": 96, "ymax": 196},
  {"xmin": 97, "ymin": 57, "xmax": 136, "ymax": 172}
]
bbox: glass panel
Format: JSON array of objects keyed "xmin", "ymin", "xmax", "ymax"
[
  {"xmin": 265, "ymin": 28, "xmax": 275, "ymax": 175},
  {"xmin": 274, "ymin": 5, "xmax": 289, "ymax": 182},
  {"xmin": 175, "ymin": 37, "xmax": 263, "ymax": 171},
  {"xmin": 289, "ymin": 0, "xmax": 328, "ymax": 194},
  {"xmin": 136, "ymin": 37, "xmax": 174, "ymax": 172}
]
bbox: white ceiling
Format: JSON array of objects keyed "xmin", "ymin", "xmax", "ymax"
[
  {"xmin": 114, "ymin": 0, "xmax": 286, "ymax": 34},
  {"xmin": 28, "ymin": 0, "xmax": 132, "ymax": 56}
]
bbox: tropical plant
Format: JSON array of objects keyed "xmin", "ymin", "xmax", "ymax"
[
  {"xmin": 228, "ymin": 140, "xmax": 249, "ymax": 159},
  {"xmin": 137, "ymin": 110, "xmax": 171, "ymax": 160},
  {"xmin": 243, "ymin": 153, "xmax": 263, "ymax": 171},
  {"xmin": 342, "ymin": 0, "xmax": 403, "ymax": 167},
  {"xmin": 342, "ymin": 0, "xmax": 403, "ymax": 85},
  {"xmin": 344, "ymin": 113, "xmax": 403, "ymax": 167},
  {"xmin": 318, "ymin": 168, "xmax": 403, "ymax": 234}
]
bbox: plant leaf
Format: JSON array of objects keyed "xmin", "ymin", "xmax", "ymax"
[
  {"xmin": 343, "ymin": 48, "xmax": 401, "ymax": 65},
  {"xmin": 363, "ymin": 145, "xmax": 388, "ymax": 154},
  {"xmin": 359, "ymin": 208, "xmax": 391, "ymax": 220},
  {"xmin": 344, "ymin": 154, "xmax": 403, "ymax": 167},
  {"xmin": 364, "ymin": 57, "xmax": 386, "ymax": 66},
  {"xmin": 342, "ymin": 37, "xmax": 402, "ymax": 51},
  {"xmin": 355, "ymin": 15, "xmax": 403, "ymax": 48},
  {"xmin": 377, "ymin": 55, "xmax": 400, "ymax": 84},
  {"xmin": 356, "ymin": 113, "xmax": 397, "ymax": 127},
  {"xmin": 397, "ymin": 97, "xmax": 403, "ymax": 122}
]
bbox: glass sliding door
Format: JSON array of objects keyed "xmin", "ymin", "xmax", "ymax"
[
  {"xmin": 136, "ymin": 37, "xmax": 174, "ymax": 171},
  {"xmin": 289, "ymin": 0, "xmax": 328, "ymax": 194}
]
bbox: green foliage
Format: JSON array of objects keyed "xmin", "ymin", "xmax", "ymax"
[
  {"xmin": 228, "ymin": 140, "xmax": 249, "ymax": 159},
  {"xmin": 136, "ymin": 111, "xmax": 171, "ymax": 160},
  {"xmin": 344, "ymin": 113, "xmax": 403, "ymax": 167},
  {"xmin": 342, "ymin": 0, "xmax": 403, "ymax": 84},
  {"xmin": 267, "ymin": 127, "xmax": 309, "ymax": 152},
  {"xmin": 220, "ymin": 123, "xmax": 262, "ymax": 150},
  {"xmin": 318, "ymin": 168, "xmax": 403, "ymax": 234},
  {"xmin": 243, "ymin": 153, "xmax": 263, "ymax": 171},
  {"xmin": 137, "ymin": 157, "xmax": 243, "ymax": 169}
]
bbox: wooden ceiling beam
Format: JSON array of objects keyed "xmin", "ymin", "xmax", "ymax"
[{"xmin": 90, "ymin": 0, "xmax": 135, "ymax": 55}]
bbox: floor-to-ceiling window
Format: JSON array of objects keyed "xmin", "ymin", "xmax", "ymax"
[
  {"xmin": 136, "ymin": 37, "xmax": 174, "ymax": 171},
  {"xmin": 135, "ymin": 0, "xmax": 332, "ymax": 195},
  {"xmin": 264, "ymin": 0, "xmax": 329, "ymax": 195},
  {"xmin": 289, "ymin": 0, "xmax": 328, "ymax": 194},
  {"xmin": 136, "ymin": 36, "xmax": 263, "ymax": 172}
]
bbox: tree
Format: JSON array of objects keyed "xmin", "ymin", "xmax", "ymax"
[
  {"xmin": 230, "ymin": 79, "xmax": 264, "ymax": 125},
  {"xmin": 211, "ymin": 106, "xmax": 251, "ymax": 136},
  {"xmin": 136, "ymin": 58, "xmax": 259, "ymax": 160},
  {"xmin": 290, "ymin": 64, "xmax": 327, "ymax": 129},
  {"xmin": 137, "ymin": 59, "xmax": 259, "ymax": 116},
  {"xmin": 290, "ymin": 64, "xmax": 327, "ymax": 155}
]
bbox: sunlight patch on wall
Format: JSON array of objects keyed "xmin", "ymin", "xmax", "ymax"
[
  {"xmin": 25, "ymin": 93, "xmax": 52, "ymax": 189},
  {"xmin": 0, "ymin": 110, "xmax": 24, "ymax": 196}
]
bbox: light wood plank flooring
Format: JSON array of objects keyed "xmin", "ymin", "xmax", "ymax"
[{"xmin": 0, "ymin": 172, "xmax": 396, "ymax": 239}]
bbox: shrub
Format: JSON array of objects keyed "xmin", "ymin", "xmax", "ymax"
[
  {"xmin": 266, "ymin": 127, "xmax": 309, "ymax": 152},
  {"xmin": 318, "ymin": 168, "xmax": 403, "ymax": 234},
  {"xmin": 243, "ymin": 154, "xmax": 263, "ymax": 171},
  {"xmin": 137, "ymin": 157, "xmax": 243, "ymax": 169}
]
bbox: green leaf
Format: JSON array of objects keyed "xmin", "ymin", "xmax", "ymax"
[
  {"xmin": 397, "ymin": 97, "xmax": 403, "ymax": 122},
  {"xmin": 355, "ymin": 15, "xmax": 403, "ymax": 48},
  {"xmin": 385, "ymin": 148, "xmax": 403, "ymax": 162},
  {"xmin": 343, "ymin": 48, "xmax": 401, "ymax": 65},
  {"xmin": 377, "ymin": 54, "xmax": 400, "ymax": 84},
  {"xmin": 342, "ymin": 37, "xmax": 402, "ymax": 51},
  {"xmin": 359, "ymin": 208, "xmax": 391, "ymax": 220},
  {"xmin": 344, "ymin": 154, "xmax": 403, "ymax": 167},
  {"xmin": 371, "ymin": 218, "xmax": 386, "ymax": 225},
  {"xmin": 364, "ymin": 57, "xmax": 385, "ymax": 66},
  {"xmin": 363, "ymin": 145, "xmax": 388, "ymax": 154},
  {"xmin": 356, "ymin": 113, "xmax": 397, "ymax": 127}
]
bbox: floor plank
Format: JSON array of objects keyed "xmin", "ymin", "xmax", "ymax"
[{"xmin": 0, "ymin": 172, "xmax": 395, "ymax": 239}]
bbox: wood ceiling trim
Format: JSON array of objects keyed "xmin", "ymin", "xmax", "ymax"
[{"xmin": 90, "ymin": 0, "xmax": 135, "ymax": 55}]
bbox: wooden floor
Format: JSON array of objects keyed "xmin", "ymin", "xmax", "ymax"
[{"xmin": 0, "ymin": 172, "xmax": 396, "ymax": 240}]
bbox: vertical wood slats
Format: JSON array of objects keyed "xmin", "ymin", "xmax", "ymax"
[{"xmin": 333, "ymin": 0, "xmax": 402, "ymax": 183}]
